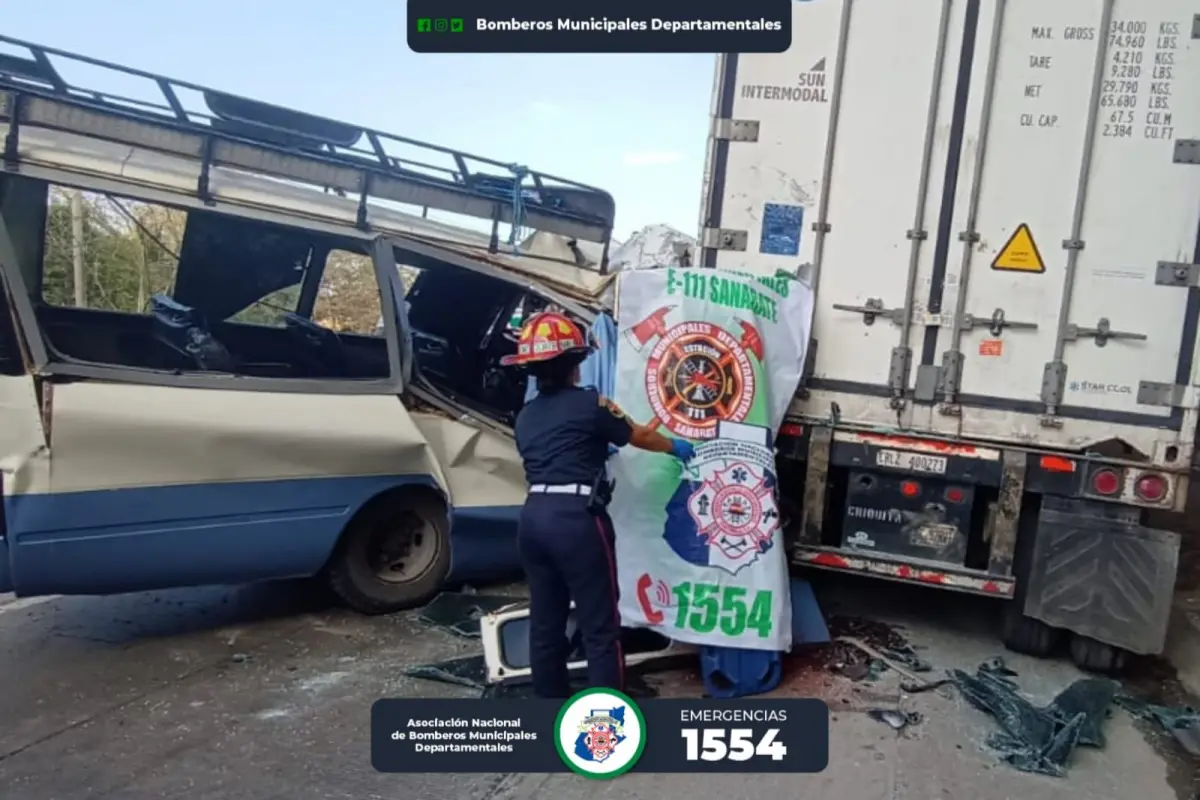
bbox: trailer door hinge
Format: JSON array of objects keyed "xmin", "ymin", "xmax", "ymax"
[
  {"xmin": 888, "ymin": 346, "xmax": 911, "ymax": 395},
  {"xmin": 1192, "ymin": 13, "xmax": 1200, "ymax": 39},
  {"xmin": 1041, "ymin": 361, "xmax": 1067, "ymax": 407},
  {"xmin": 938, "ymin": 350, "xmax": 965, "ymax": 398},
  {"xmin": 1154, "ymin": 260, "xmax": 1200, "ymax": 287},
  {"xmin": 1175, "ymin": 139, "xmax": 1200, "ymax": 165},
  {"xmin": 700, "ymin": 227, "xmax": 747, "ymax": 252},
  {"xmin": 713, "ymin": 118, "xmax": 759, "ymax": 142},
  {"xmin": 1137, "ymin": 381, "xmax": 1198, "ymax": 409}
]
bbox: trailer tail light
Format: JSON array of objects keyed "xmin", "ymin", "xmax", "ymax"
[
  {"xmin": 1134, "ymin": 473, "xmax": 1168, "ymax": 503},
  {"xmin": 945, "ymin": 487, "xmax": 965, "ymax": 503},
  {"xmin": 1090, "ymin": 468, "xmax": 1122, "ymax": 496},
  {"xmin": 1039, "ymin": 455, "xmax": 1075, "ymax": 473},
  {"xmin": 900, "ymin": 480, "xmax": 921, "ymax": 497},
  {"xmin": 779, "ymin": 422, "xmax": 804, "ymax": 437}
]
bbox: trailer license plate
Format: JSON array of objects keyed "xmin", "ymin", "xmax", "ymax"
[{"xmin": 876, "ymin": 449, "xmax": 948, "ymax": 474}]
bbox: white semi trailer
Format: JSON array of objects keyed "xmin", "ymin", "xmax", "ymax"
[{"xmin": 698, "ymin": 0, "xmax": 1200, "ymax": 671}]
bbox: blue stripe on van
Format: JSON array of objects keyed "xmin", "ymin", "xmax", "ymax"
[
  {"xmin": 0, "ymin": 475, "xmax": 522, "ymax": 597},
  {"xmin": 0, "ymin": 537, "xmax": 9, "ymax": 595}
]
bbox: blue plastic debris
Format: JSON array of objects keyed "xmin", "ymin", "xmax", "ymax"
[
  {"xmin": 699, "ymin": 578, "xmax": 827, "ymax": 698},
  {"xmin": 789, "ymin": 577, "xmax": 831, "ymax": 645},
  {"xmin": 701, "ymin": 646, "xmax": 782, "ymax": 699}
]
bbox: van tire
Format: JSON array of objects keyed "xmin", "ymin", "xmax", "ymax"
[
  {"xmin": 327, "ymin": 488, "xmax": 451, "ymax": 615},
  {"xmin": 1001, "ymin": 605, "xmax": 1061, "ymax": 657},
  {"xmin": 1068, "ymin": 634, "xmax": 1129, "ymax": 674}
]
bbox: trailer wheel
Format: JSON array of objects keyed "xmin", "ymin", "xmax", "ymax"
[
  {"xmin": 326, "ymin": 488, "xmax": 450, "ymax": 615},
  {"xmin": 1068, "ymin": 634, "xmax": 1129, "ymax": 674},
  {"xmin": 1000, "ymin": 496, "xmax": 1062, "ymax": 658},
  {"xmin": 1001, "ymin": 604, "xmax": 1061, "ymax": 657}
]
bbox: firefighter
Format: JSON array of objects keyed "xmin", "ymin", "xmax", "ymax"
[{"xmin": 500, "ymin": 310, "xmax": 695, "ymax": 698}]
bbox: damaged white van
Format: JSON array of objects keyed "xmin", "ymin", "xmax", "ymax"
[{"xmin": 0, "ymin": 37, "xmax": 616, "ymax": 613}]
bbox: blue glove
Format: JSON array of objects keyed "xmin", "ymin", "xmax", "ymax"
[{"xmin": 669, "ymin": 438, "xmax": 696, "ymax": 463}]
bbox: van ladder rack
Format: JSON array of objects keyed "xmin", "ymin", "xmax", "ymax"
[{"xmin": 0, "ymin": 35, "xmax": 616, "ymax": 263}]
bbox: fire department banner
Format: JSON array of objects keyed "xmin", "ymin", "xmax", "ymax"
[{"xmin": 609, "ymin": 267, "xmax": 814, "ymax": 651}]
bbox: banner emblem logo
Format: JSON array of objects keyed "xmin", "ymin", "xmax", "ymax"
[{"xmin": 643, "ymin": 320, "xmax": 757, "ymax": 439}]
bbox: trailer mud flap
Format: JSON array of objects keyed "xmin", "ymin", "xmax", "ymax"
[
  {"xmin": 1024, "ymin": 496, "xmax": 1180, "ymax": 656},
  {"xmin": 478, "ymin": 602, "xmax": 694, "ymax": 685}
]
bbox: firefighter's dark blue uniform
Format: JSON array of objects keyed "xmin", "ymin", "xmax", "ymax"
[{"xmin": 514, "ymin": 385, "xmax": 634, "ymax": 698}]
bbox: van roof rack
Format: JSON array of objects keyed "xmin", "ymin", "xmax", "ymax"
[{"xmin": 0, "ymin": 35, "xmax": 616, "ymax": 261}]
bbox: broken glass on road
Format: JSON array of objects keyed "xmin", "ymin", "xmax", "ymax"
[
  {"xmin": 418, "ymin": 592, "xmax": 523, "ymax": 639},
  {"xmin": 1116, "ymin": 694, "xmax": 1200, "ymax": 757},
  {"xmin": 947, "ymin": 657, "xmax": 1119, "ymax": 777}
]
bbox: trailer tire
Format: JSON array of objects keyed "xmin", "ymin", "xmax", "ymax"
[
  {"xmin": 1001, "ymin": 497, "xmax": 1061, "ymax": 657},
  {"xmin": 1001, "ymin": 605, "xmax": 1061, "ymax": 657},
  {"xmin": 327, "ymin": 488, "xmax": 451, "ymax": 615},
  {"xmin": 1068, "ymin": 634, "xmax": 1129, "ymax": 674}
]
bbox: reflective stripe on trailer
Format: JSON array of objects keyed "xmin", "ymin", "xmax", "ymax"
[
  {"xmin": 834, "ymin": 431, "xmax": 1001, "ymax": 461},
  {"xmin": 794, "ymin": 546, "xmax": 1015, "ymax": 597}
]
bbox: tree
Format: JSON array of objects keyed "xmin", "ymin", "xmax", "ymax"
[
  {"xmin": 42, "ymin": 189, "xmax": 181, "ymax": 313},
  {"xmin": 40, "ymin": 189, "xmax": 399, "ymax": 335},
  {"xmin": 312, "ymin": 250, "xmax": 383, "ymax": 333}
]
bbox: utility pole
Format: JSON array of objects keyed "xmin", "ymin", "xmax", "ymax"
[
  {"xmin": 135, "ymin": 228, "xmax": 147, "ymax": 311},
  {"xmin": 70, "ymin": 191, "xmax": 86, "ymax": 307}
]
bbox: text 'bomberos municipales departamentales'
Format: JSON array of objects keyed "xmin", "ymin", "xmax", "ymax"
[{"xmin": 476, "ymin": 18, "xmax": 784, "ymax": 34}]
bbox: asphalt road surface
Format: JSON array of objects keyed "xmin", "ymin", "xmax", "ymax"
[{"xmin": 0, "ymin": 576, "xmax": 1194, "ymax": 800}]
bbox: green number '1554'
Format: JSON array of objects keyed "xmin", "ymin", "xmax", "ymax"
[{"xmin": 672, "ymin": 582, "xmax": 773, "ymax": 638}]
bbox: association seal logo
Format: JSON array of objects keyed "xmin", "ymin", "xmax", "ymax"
[
  {"xmin": 642, "ymin": 320, "xmax": 757, "ymax": 440},
  {"xmin": 687, "ymin": 460, "xmax": 777, "ymax": 569},
  {"xmin": 554, "ymin": 688, "xmax": 646, "ymax": 779},
  {"xmin": 662, "ymin": 426, "xmax": 780, "ymax": 576}
]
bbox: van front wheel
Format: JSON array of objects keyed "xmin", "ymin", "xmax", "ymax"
[{"xmin": 327, "ymin": 489, "xmax": 451, "ymax": 615}]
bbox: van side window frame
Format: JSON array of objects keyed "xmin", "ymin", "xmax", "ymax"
[
  {"xmin": 0, "ymin": 212, "xmax": 49, "ymax": 372},
  {"xmin": 386, "ymin": 234, "xmax": 593, "ymax": 326},
  {"xmin": 372, "ymin": 237, "xmax": 408, "ymax": 386},
  {"xmin": 0, "ymin": 175, "xmax": 405, "ymax": 397},
  {"xmin": 385, "ymin": 234, "xmax": 595, "ymax": 429}
]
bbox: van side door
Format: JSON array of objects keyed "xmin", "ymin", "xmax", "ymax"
[{"xmin": 0, "ymin": 179, "xmax": 51, "ymax": 593}]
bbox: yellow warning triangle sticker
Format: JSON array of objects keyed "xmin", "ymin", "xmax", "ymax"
[{"xmin": 991, "ymin": 223, "xmax": 1045, "ymax": 273}]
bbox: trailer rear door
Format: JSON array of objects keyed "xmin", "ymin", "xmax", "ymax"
[
  {"xmin": 929, "ymin": 0, "xmax": 1200, "ymax": 441},
  {"xmin": 700, "ymin": 0, "xmax": 1200, "ymax": 451}
]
